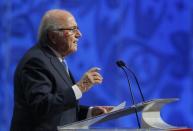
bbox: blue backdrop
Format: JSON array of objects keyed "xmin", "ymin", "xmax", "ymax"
[{"xmin": 0, "ymin": 0, "xmax": 192, "ymax": 130}]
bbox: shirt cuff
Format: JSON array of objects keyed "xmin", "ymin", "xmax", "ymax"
[
  {"xmin": 72, "ymin": 85, "xmax": 82, "ymax": 100},
  {"xmin": 86, "ymin": 107, "xmax": 93, "ymax": 118}
]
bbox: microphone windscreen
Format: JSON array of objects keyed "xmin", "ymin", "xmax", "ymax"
[
  {"xmin": 116, "ymin": 61, "xmax": 121, "ymax": 67},
  {"xmin": 116, "ymin": 60, "xmax": 126, "ymax": 67},
  {"xmin": 119, "ymin": 60, "xmax": 126, "ymax": 66}
]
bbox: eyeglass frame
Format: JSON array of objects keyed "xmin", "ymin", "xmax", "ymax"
[
  {"xmin": 51, "ymin": 26, "xmax": 79, "ymax": 34},
  {"xmin": 46, "ymin": 26, "xmax": 80, "ymax": 42}
]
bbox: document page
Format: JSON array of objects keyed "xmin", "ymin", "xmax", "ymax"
[{"xmin": 110, "ymin": 101, "xmax": 126, "ymax": 113}]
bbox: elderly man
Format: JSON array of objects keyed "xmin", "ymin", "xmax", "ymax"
[{"xmin": 11, "ymin": 9, "xmax": 112, "ymax": 131}]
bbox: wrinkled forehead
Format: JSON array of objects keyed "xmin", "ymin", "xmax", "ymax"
[
  {"xmin": 52, "ymin": 12, "xmax": 77, "ymax": 28},
  {"xmin": 45, "ymin": 10, "xmax": 78, "ymax": 28},
  {"xmin": 60, "ymin": 16, "xmax": 77, "ymax": 28}
]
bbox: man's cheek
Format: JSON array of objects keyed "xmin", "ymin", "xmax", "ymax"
[{"xmin": 64, "ymin": 40, "xmax": 69, "ymax": 48}]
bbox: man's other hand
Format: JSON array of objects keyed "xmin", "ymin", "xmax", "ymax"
[
  {"xmin": 91, "ymin": 106, "xmax": 114, "ymax": 116},
  {"xmin": 76, "ymin": 67, "xmax": 103, "ymax": 93}
]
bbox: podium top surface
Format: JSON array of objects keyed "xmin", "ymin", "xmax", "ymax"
[
  {"xmin": 58, "ymin": 98, "xmax": 179, "ymax": 130},
  {"xmin": 57, "ymin": 128, "xmax": 192, "ymax": 131}
]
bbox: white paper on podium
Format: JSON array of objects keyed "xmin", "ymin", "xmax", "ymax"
[{"xmin": 110, "ymin": 101, "xmax": 126, "ymax": 113}]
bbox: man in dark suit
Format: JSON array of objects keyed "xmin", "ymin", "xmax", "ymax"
[{"xmin": 11, "ymin": 9, "xmax": 112, "ymax": 131}]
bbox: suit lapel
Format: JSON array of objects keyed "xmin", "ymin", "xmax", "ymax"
[
  {"xmin": 50, "ymin": 57, "xmax": 73, "ymax": 87},
  {"xmin": 69, "ymin": 70, "xmax": 76, "ymax": 84},
  {"xmin": 39, "ymin": 43, "xmax": 73, "ymax": 87}
]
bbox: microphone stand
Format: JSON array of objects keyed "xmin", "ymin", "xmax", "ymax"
[
  {"xmin": 124, "ymin": 66, "xmax": 145, "ymax": 102},
  {"xmin": 117, "ymin": 60, "xmax": 145, "ymax": 103},
  {"xmin": 119, "ymin": 66, "xmax": 141, "ymax": 128}
]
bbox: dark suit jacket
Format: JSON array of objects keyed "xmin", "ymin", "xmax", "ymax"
[{"xmin": 11, "ymin": 43, "xmax": 88, "ymax": 131}]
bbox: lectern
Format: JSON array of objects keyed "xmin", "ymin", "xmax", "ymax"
[{"xmin": 57, "ymin": 98, "xmax": 190, "ymax": 130}]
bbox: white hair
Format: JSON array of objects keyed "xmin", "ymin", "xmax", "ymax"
[
  {"xmin": 37, "ymin": 9, "xmax": 73, "ymax": 43},
  {"xmin": 38, "ymin": 10, "xmax": 63, "ymax": 43}
]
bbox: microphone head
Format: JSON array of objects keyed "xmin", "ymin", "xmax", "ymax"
[{"xmin": 116, "ymin": 60, "xmax": 126, "ymax": 67}]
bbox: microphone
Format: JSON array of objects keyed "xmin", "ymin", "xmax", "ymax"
[
  {"xmin": 116, "ymin": 60, "xmax": 145, "ymax": 102},
  {"xmin": 116, "ymin": 61, "xmax": 141, "ymax": 128}
]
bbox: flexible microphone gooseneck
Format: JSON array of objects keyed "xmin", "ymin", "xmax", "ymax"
[
  {"xmin": 117, "ymin": 60, "xmax": 145, "ymax": 102},
  {"xmin": 116, "ymin": 61, "xmax": 141, "ymax": 128}
]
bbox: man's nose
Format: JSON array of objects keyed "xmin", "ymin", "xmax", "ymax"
[{"xmin": 76, "ymin": 29, "xmax": 82, "ymax": 38}]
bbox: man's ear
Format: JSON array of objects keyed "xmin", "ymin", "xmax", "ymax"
[{"xmin": 48, "ymin": 31, "xmax": 56, "ymax": 44}]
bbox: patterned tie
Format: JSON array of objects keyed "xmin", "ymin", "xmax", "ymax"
[
  {"xmin": 62, "ymin": 60, "xmax": 75, "ymax": 83},
  {"xmin": 62, "ymin": 59, "xmax": 69, "ymax": 75}
]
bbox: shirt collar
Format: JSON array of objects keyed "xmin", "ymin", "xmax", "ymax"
[{"xmin": 48, "ymin": 45, "xmax": 63, "ymax": 63}]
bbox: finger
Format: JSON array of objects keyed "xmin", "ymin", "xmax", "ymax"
[
  {"xmin": 88, "ymin": 67, "xmax": 101, "ymax": 72},
  {"xmin": 92, "ymin": 75, "xmax": 103, "ymax": 82},
  {"xmin": 89, "ymin": 72, "xmax": 103, "ymax": 79},
  {"xmin": 103, "ymin": 109, "xmax": 108, "ymax": 113},
  {"xmin": 97, "ymin": 107, "xmax": 108, "ymax": 113},
  {"xmin": 93, "ymin": 76, "xmax": 102, "ymax": 81},
  {"xmin": 90, "ymin": 73, "xmax": 102, "ymax": 79},
  {"xmin": 104, "ymin": 106, "xmax": 114, "ymax": 112},
  {"xmin": 93, "ymin": 79, "xmax": 103, "ymax": 84},
  {"xmin": 88, "ymin": 74, "xmax": 102, "ymax": 83},
  {"xmin": 88, "ymin": 74, "xmax": 103, "ymax": 83},
  {"xmin": 89, "ymin": 78, "xmax": 102, "ymax": 84},
  {"xmin": 90, "ymin": 72, "xmax": 103, "ymax": 78},
  {"xmin": 93, "ymin": 77, "xmax": 103, "ymax": 83}
]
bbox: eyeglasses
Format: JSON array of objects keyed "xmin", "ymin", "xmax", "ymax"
[{"xmin": 52, "ymin": 26, "xmax": 79, "ymax": 34}]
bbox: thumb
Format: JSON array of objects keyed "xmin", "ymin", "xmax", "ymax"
[{"xmin": 88, "ymin": 67, "xmax": 101, "ymax": 72}]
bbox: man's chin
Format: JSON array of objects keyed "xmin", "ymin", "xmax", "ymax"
[
  {"xmin": 70, "ymin": 48, "xmax": 77, "ymax": 53},
  {"xmin": 73, "ymin": 46, "xmax": 77, "ymax": 51}
]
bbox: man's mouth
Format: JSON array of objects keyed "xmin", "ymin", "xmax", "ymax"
[{"xmin": 73, "ymin": 39, "xmax": 77, "ymax": 43}]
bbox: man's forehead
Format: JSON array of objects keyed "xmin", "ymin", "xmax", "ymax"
[
  {"xmin": 45, "ymin": 10, "xmax": 77, "ymax": 28},
  {"xmin": 64, "ymin": 16, "xmax": 77, "ymax": 27}
]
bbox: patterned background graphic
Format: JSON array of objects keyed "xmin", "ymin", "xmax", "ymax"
[{"xmin": 0, "ymin": 0, "xmax": 192, "ymax": 130}]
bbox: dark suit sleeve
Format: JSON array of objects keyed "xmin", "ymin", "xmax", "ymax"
[
  {"xmin": 78, "ymin": 105, "xmax": 89, "ymax": 121},
  {"xmin": 21, "ymin": 58, "xmax": 76, "ymax": 116}
]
